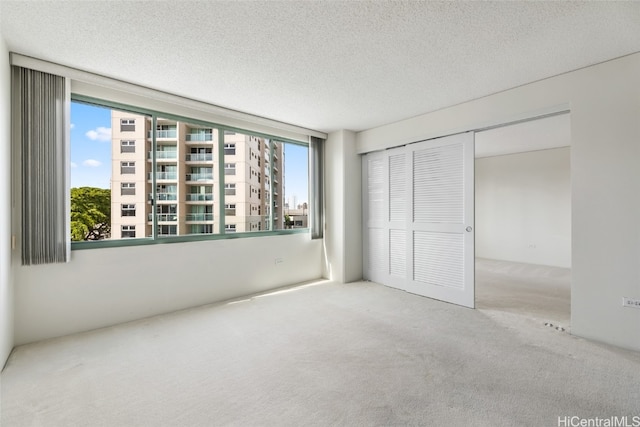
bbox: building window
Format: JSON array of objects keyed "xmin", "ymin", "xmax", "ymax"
[
  {"xmin": 224, "ymin": 163, "xmax": 236, "ymax": 175},
  {"xmin": 157, "ymin": 225, "xmax": 177, "ymax": 236},
  {"xmin": 120, "ymin": 140, "xmax": 135, "ymax": 153},
  {"xmin": 225, "ymin": 224, "xmax": 236, "ymax": 233},
  {"xmin": 120, "ymin": 161, "xmax": 135, "ymax": 174},
  {"xmin": 121, "ymin": 182, "xmax": 135, "ymax": 195},
  {"xmin": 224, "ymin": 143, "xmax": 236, "ymax": 155},
  {"xmin": 120, "ymin": 118, "xmax": 135, "ymax": 132},
  {"xmin": 225, "ymin": 204, "xmax": 236, "ymax": 216},
  {"xmin": 121, "ymin": 225, "xmax": 136, "ymax": 238},
  {"xmin": 121, "ymin": 204, "xmax": 136, "ymax": 217},
  {"xmin": 156, "ymin": 123, "xmax": 177, "ymax": 139},
  {"xmin": 224, "ymin": 183, "xmax": 236, "ymax": 196},
  {"xmin": 190, "ymin": 224, "xmax": 213, "ymax": 234}
]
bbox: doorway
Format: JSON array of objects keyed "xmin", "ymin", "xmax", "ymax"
[{"xmin": 474, "ymin": 114, "xmax": 571, "ymax": 329}]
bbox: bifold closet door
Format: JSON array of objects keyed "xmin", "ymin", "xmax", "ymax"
[{"xmin": 363, "ymin": 132, "xmax": 474, "ymax": 309}]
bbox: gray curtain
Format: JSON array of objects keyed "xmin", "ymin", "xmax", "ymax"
[
  {"xmin": 309, "ymin": 136, "xmax": 324, "ymax": 239},
  {"xmin": 13, "ymin": 66, "xmax": 69, "ymax": 265}
]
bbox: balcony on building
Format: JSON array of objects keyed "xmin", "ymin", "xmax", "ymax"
[
  {"xmin": 185, "ymin": 213, "xmax": 214, "ymax": 222},
  {"xmin": 151, "ymin": 192, "xmax": 177, "ymax": 202},
  {"xmin": 148, "ymin": 150, "xmax": 178, "ymax": 162},
  {"xmin": 185, "ymin": 129, "xmax": 213, "ymax": 143},
  {"xmin": 186, "ymin": 194, "xmax": 214, "ymax": 202},
  {"xmin": 148, "ymin": 171, "xmax": 178, "ymax": 181},
  {"xmin": 148, "ymin": 128, "xmax": 177, "ymax": 140},
  {"xmin": 186, "ymin": 172, "xmax": 213, "ymax": 182},
  {"xmin": 148, "ymin": 213, "xmax": 178, "ymax": 222},
  {"xmin": 185, "ymin": 152, "xmax": 213, "ymax": 163}
]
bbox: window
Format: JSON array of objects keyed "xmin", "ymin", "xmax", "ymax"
[
  {"xmin": 155, "ymin": 144, "xmax": 177, "ymax": 160},
  {"xmin": 154, "ymin": 164, "xmax": 177, "ymax": 180},
  {"xmin": 187, "ymin": 185, "xmax": 213, "ymax": 201},
  {"xmin": 156, "ymin": 185, "xmax": 177, "ymax": 201},
  {"xmin": 120, "ymin": 140, "xmax": 135, "ymax": 153},
  {"xmin": 156, "ymin": 204, "xmax": 177, "ymax": 222},
  {"xmin": 121, "ymin": 182, "xmax": 135, "ymax": 195},
  {"xmin": 190, "ymin": 224, "xmax": 213, "ymax": 234},
  {"xmin": 120, "ymin": 161, "xmax": 135, "ymax": 174},
  {"xmin": 224, "ymin": 183, "xmax": 236, "ymax": 196},
  {"xmin": 70, "ymin": 96, "xmax": 312, "ymax": 248},
  {"xmin": 186, "ymin": 147, "xmax": 212, "ymax": 162},
  {"xmin": 121, "ymin": 204, "xmax": 136, "ymax": 217},
  {"xmin": 155, "ymin": 123, "xmax": 177, "ymax": 138},
  {"xmin": 120, "ymin": 118, "xmax": 135, "ymax": 132},
  {"xmin": 157, "ymin": 225, "xmax": 177, "ymax": 236},
  {"xmin": 187, "ymin": 205, "xmax": 213, "ymax": 221},
  {"xmin": 121, "ymin": 225, "xmax": 136, "ymax": 238},
  {"xmin": 186, "ymin": 127, "xmax": 212, "ymax": 142},
  {"xmin": 187, "ymin": 167, "xmax": 213, "ymax": 182}
]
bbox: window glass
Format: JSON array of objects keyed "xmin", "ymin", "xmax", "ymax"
[
  {"xmin": 71, "ymin": 102, "xmax": 151, "ymax": 241},
  {"xmin": 282, "ymin": 142, "xmax": 309, "ymax": 229},
  {"xmin": 71, "ymin": 98, "xmax": 309, "ymax": 247}
]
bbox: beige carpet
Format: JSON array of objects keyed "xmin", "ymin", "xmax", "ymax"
[
  {"xmin": 476, "ymin": 258, "xmax": 571, "ymax": 330},
  {"xmin": 1, "ymin": 275, "xmax": 639, "ymax": 426}
]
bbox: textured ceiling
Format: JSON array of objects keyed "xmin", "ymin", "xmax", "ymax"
[{"xmin": 1, "ymin": 1, "xmax": 640, "ymax": 133}]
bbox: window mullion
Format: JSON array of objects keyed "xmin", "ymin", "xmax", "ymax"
[
  {"xmin": 218, "ymin": 127, "xmax": 226, "ymax": 234},
  {"xmin": 269, "ymin": 140, "xmax": 274, "ymax": 231},
  {"xmin": 151, "ymin": 115, "xmax": 157, "ymax": 240}
]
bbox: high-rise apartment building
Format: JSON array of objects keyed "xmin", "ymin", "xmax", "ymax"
[{"xmin": 111, "ymin": 113, "xmax": 284, "ymax": 239}]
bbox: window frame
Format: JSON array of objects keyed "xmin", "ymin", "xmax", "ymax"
[{"xmin": 71, "ymin": 95, "xmax": 310, "ymax": 250}]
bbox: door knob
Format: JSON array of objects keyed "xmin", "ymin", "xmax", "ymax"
[{"xmin": 466, "ymin": 226, "xmax": 473, "ymax": 232}]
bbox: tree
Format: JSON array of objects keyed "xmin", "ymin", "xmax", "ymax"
[
  {"xmin": 71, "ymin": 187, "xmax": 111, "ymax": 241},
  {"xmin": 284, "ymin": 214, "xmax": 293, "ymax": 229}
]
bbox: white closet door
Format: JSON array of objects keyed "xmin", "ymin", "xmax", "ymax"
[
  {"xmin": 362, "ymin": 132, "xmax": 474, "ymax": 309},
  {"xmin": 362, "ymin": 151, "xmax": 388, "ymax": 285},
  {"xmin": 406, "ymin": 133, "xmax": 475, "ymax": 308}
]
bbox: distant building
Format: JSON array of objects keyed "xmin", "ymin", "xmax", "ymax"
[
  {"xmin": 285, "ymin": 204, "xmax": 308, "ymax": 229},
  {"xmin": 111, "ymin": 113, "xmax": 284, "ymax": 238}
]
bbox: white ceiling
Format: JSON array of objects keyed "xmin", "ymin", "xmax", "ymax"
[
  {"xmin": 1, "ymin": 1, "xmax": 640, "ymax": 133},
  {"xmin": 475, "ymin": 113, "xmax": 570, "ymax": 158}
]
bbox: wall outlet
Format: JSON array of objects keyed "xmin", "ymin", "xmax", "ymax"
[
  {"xmin": 274, "ymin": 258, "xmax": 284, "ymax": 265},
  {"xmin": 622, "ymin": 297, "xmax": 640, "ymax": 309}
]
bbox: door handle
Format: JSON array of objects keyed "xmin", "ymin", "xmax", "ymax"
[{"xmin": 466, "ymin": 226, "xmax": 473, "ymax": 232}]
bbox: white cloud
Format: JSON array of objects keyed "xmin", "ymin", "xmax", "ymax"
[
  {"xmin": 85, "ymin": 126, "xmax": 111, "ymax": 142},
  {"xmin": 70, "ymin": 123, "xmax": 75, "ymax": 130},
  {"xmin": 70, "ymin": 162, "xmax": 78, "ymax": 168},
  {"xmin": 82, "ymin": 159, "xmax": 102, "ymax": 167}
]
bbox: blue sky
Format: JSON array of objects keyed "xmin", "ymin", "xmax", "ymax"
[
  {"xmin": 70, "ymin": 102, "xmax": 113, "ymax": 189},
  {"xmin": 71, "ymin": 102, "xmax": 309, "ymax": 204}
]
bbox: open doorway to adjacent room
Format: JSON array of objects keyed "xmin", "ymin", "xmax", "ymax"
[{"xmin": 474, "ymin": 113, "xmax": 571, "ymax": 330}]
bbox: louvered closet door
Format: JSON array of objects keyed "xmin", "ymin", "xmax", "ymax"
[
  {"xmin": 406, "ymin": 132, "xmax": 475, "ymax": 308},
  {"xmin": 362, "ymin": 146, "xmax": 409, "ymax": 288},
  {"xmin": 362, "ymin": 151, "xmax": 388, "ymax": 285}
]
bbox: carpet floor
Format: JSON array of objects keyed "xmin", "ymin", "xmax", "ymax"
[{"xmin": 1, "ymin": 266, "xmax": 639, "ymax": 426}]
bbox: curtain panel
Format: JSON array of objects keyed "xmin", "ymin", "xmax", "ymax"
[{"xmin": 13, "ymin": 66, "xmax": 69, "ymax": 265}]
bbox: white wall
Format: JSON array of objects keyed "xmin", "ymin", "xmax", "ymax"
[
  {"xmin": 14, "ymin": 234, "xmax": 322, "ymax": 344},
  {"xmin": 323, "ymin": 130, "xmax": 362, "ymax": 283},
  {"xmin": 0, "ymin": 33, "xmax": 14, "ymax": 367},
  {"xmin": 357, "ymin": 53, "xmax": 640, "ymax": 352},
  {"xmin": 475, "ymin": 147, "xmax": 571, "ymax": 268}
]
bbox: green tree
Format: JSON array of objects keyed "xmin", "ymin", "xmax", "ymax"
[{"xmin": 71, "ymin": 187, "xmax": 111, "ymax": 241}]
